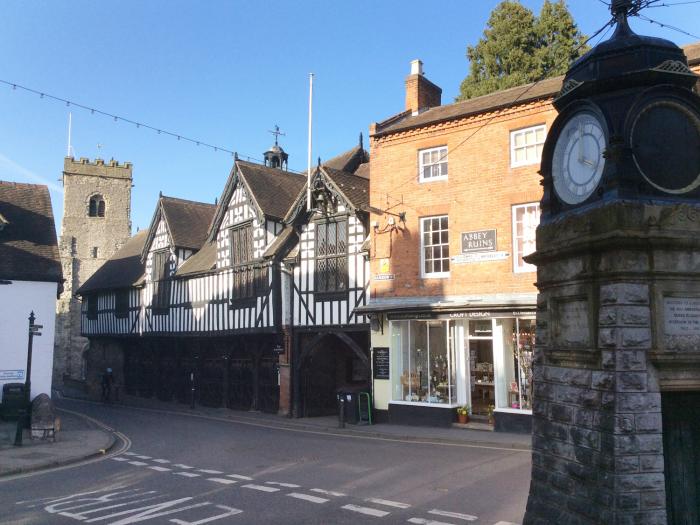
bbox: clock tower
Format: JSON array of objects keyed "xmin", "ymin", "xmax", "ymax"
[{"xmin": 525, "ymin": 1, "xmax": 700, "ymax": 523}]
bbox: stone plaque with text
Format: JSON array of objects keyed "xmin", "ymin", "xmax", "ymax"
[{"xmin": 664, "ymin": 297, "xmax": 700, "ymax": 336}]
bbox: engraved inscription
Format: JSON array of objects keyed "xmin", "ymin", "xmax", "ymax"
[
  {"xmin": 664, "ymin": 297, "xmax": 700, "ymax": 336},
  {"xmin": 555, "ymin": 299, "xmax": 590, "ymax": 348}
]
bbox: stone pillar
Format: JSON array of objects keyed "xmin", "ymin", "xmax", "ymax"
[{"xmin": 523, "ymin": 201, "xmax": 700, "ymax": 524}]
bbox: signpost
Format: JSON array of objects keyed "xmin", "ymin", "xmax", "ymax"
[{"xmin": 14, "ymin": 312, "xmax": 40, "ymax": 447}]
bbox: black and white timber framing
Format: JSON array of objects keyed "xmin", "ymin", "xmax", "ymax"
[{"xmin": 77, "ymin": 142, "xmax": 371, "ymax": 416}]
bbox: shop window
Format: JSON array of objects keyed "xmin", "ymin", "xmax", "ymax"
[
  {"xmin": 510, "ymin": 125, "xmax": 545, "ymax": 167},
  {"xmin": 115, "ymin": 289, "xmax": 129, "ymax": 318},
  {"xmin": 315, "ymin": 220, "xmax": 348, "ymax": 295},
  {"xmin": 89, "ymin": 195, "xmax": 105, "ymax": 217},
  {"xmin": 494, "ymin": 318, "xmax": 534, "ymax": 411},
  {"xmin": 151, "ymin": 249, "xmax": 171, "ymax": 313},
  {"xmin": 421, "ymin": 215, "xmax": 450, "ymax": 277},
  {"xmin": 512, "ymin": 203, "xmax": 540, "ymax": 273},
  {"xmin": 390, "ymin": 320, "xmax": 456, "ymax": 405},
  {"xmin": 418, "ymin": 146, "xmax": 448, "ymax": 182}
]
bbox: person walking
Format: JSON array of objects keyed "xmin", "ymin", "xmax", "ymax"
[{"xmin": 101, "ymin": 368, "xmax": 114, "ymax": 402}]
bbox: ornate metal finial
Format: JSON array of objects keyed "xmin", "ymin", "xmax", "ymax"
[
  {"xmin": 359, "ymin": 132, "xmax": 363, "ymax": 149},
  {"xmin": 159, "ymin": 190, "xmax": 162, "ymax": 198},
  {"xmin": 268, "ymin": 125, "xmax": 285, "ymax": 146},
  {"xmin": 317, "ymin": 156, "xmax": 321, "ymax": 167},
  {"xmin": 234, "ymin": 151, "xmax": 239, "ymax": 160},
  {"xmin": 611, "ymin": 0, "xmax": 635, "ymax": 20}
]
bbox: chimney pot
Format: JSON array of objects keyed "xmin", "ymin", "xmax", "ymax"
[{"xmin": 410, "ymin": 59, "xmax": 423, "ymax": 76}]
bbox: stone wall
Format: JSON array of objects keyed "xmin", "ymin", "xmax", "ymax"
[
  {"xmin": 525, "ymin": 201, "xmax": 700, "ymax": 524},
  {"xmin": 53, "ymin": 157, "xmax": 132, "ymax": 389}
]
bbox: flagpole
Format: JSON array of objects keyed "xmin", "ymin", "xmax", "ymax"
[{"xmin": 306, "ymin": 73, "xmax": 314, "ymax": 212}]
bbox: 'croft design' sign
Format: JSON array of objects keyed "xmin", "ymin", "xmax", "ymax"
[{"xmin": 461, "ymin": 229, "xmax": 496, "ymax": 253}]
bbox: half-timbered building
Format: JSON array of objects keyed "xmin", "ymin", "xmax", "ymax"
[{"xmin": 77, "ymin": 140, "xmax": 371, "ymax": 417}]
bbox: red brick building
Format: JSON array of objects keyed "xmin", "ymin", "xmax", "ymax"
[{"xmin": 361, "ymin": 47, "xmax": 700, "ymax": 431}]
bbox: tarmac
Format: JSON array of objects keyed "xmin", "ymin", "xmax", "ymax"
[{"xmin": 0, "ymin": 395, "xmax": 531, "ymax": 478}]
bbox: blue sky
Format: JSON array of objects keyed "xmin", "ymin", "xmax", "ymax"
[{"xmin": 2, "ymin": 0, "xmax": 699, "ymax": 234}]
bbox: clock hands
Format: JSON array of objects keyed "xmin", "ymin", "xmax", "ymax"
[{"xmin": 577, "ymin": 122, "xmax": 596, "ymax": 168}]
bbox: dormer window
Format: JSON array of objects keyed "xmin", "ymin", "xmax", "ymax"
[{"xmin": 89, "ymin": 195, "xmax": 105, "ymax": 217}]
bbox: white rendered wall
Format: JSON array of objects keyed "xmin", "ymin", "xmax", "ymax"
[{"xmin": 0, "ymin": 280, "xmax": 58, "ymax": 402}]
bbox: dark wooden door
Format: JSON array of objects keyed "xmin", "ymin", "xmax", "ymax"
[
  {"xmin": 228, "ymin": 358, "xmax": 254, "ymax": 410},
  {"xmin": 662, "ymin": 391, "xmax": 700, "ymax": 524}
]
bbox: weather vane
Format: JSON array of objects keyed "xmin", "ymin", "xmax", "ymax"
[{"xmin": 268, "ymin": 125, "xmax": 285, "ymax": 145}]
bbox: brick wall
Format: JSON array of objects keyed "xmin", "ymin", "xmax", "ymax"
[{"xmin": 369, "ymin": 98, "xmax": 556, "ymax": 301}]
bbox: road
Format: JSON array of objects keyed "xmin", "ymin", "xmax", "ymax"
[{"xmin": 0, "ymin": 401, "xmax": 530, "ymax": 524}]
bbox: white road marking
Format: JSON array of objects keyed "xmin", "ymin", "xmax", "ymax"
[
  {"xmin": 123, "ymin": 452, "xmax": 138, "ymax": 456},
  {"xmin": 408, "ymin": 518, "xmax": 455, "ymax": 525},
  {"xmin": 310, "ymin": 488, "xmax": 346, "ymax": 497},
  {"xmin": 170, "ymin": 504, "xmax": 243, "ymax": 524},
  {"xmin": 428, "ymin": 509, "xmax": 478, "ymax": 521},
  {"xmin": 148, "ymin": 466, "xmax": 171, "ymax": 472},
  {"xmin": 173, "ymin": 464, "xmax": 194, "ymax": 469},
  {"xmin": 198, "ymin": 469, "xmax": 223, "ymax": 474},
  {"xmin": 242, "ymin": 484, "xmax": 280, "ymax": 493},
  {"xmin": 227, "ymin": 474, "xmax": 253, "ymax": 480},
  {"xmin": 287, "ymin": 493, "xmax": 329, "ymax": 504},
  {"xmin": 134, "ymin": 455, "xmax": 152, "ymax": 460},
  {"xmin": 174, "ymin": 472, "xmax": 200, "ymax": 478},
  {"xmin": 265, "ymin": 481, "xmax": 301, "ymax": 488},
  {"xmin": 342, "ymin": 504, "xmax": 390, "ymax": 518},
  {"xmin": 111, "ymin": 457, "xmax": 129, "ymax": 462},
  {"xmin": 128, "ymin": 461, "xmax": 148, "ymax": 466},
  {"xmin": 152, "ymin": 459, "xmax": 170, "ymax": 464},
  {"xmin": 367, "ymin": 498, "xmax": 411, "ymax": 509},
  {"xmin": 492, "ymin": 522, "xmax": 519, "ymax": 525},
  {"xmin": 207, "ymin": 478, "xmax": 238, "ymax": 485}
]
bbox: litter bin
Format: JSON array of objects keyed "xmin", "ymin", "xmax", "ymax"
[
  {"xmin": 1, "ymin": 383, "xmax": 27, "ymax": 421},
  {"xmin": 336, "ymin": 387, "xmax": 371, "ymax": 425}
]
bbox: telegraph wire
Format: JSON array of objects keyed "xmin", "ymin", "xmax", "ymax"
[
  {"xmin": 638, "ymin": 14, "xmax": 700, "ymax": 38},
  {"xmin": 370, "ymin": 16, "xmax": 617, "ymax": 205},
  {"xmin": 0, "ymin": 78, "xmax": 268, "ymax": 164}
]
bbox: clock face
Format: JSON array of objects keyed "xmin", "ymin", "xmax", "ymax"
[
  {"xmin": 631, "ymin": 100, "xmax": 700, "ymax": 194},
  {"xmin": 552, "ymin": 111, "xmax": 607, "ymax": 205}
]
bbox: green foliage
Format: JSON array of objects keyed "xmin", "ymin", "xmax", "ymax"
[{"xmin": 457, "ymin": 0, "xmax": 587, "ymax": 101}]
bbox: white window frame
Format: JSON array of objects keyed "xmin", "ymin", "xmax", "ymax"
[
  {"xmin": 418, "ymin": 146, "xmax": 448, "ymax": 182},
  {"xmin": 512, "ymin": 202, "xmax": 540, "ymax": 273},
  {"xmin": 420, "ymin": 215, "xmax": 450, "ymax": 278},
  {"xmin": 510, "ymin": 125, "xmax": 546, "ymax": 168}
]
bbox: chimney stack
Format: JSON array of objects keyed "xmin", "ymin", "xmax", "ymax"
[{"xmin": 405, "ymin": 59, "xmax": 442, "ymax": 115}]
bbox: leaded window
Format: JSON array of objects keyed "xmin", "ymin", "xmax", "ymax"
[
  {"xmin": 229, "ymin": 223, "xmax": 266, "ymax": 301},
  {"xmin": 151, "ymin": 249, "xmax": 171, "ymax": 312},
  {"xmin": 315, "ymin": 220, "xmax": 348, "ymax": 294},
  {"xmin": 89, "ymin": 195, "xmax": 105, "ymax": 217},
  {"xmin": 115, "ymin": 289, "xmax": 129, "ymax": 318},
  {"xmin": 86, "ymin": 294, "xmax": 98, "ymax": 320}
]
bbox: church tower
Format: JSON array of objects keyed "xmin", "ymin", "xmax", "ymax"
[{"xmin": 53, "ymin": 157, "xmax": 133, "ymax": 389}]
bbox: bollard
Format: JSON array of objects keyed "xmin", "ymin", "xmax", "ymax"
[
  {"xmin": 13, "ymin": 408, "xmax": 25, "ymax": 446},
  {"xmin": 190, "ymin": 372, "xmax": 195, "ymax": 409},
  {"xmin": 338, "ymin": 397, "xmax": 345, "ymax": 429}
]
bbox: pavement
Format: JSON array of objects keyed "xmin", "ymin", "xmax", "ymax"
[
  {"xmin": 0, "ymin": 410, "xmax": 116, "ymax": 477},
  {"xmin": 0, "ymin": 394, "xmax": 531, "ymax": 478}
]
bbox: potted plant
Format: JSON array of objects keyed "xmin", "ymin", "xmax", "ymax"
[
  {"xmin": 456, "ymin": 405, "xmax": 470, "ymax": 424},
  {"xmin": 487, "ymin": 404, "xmax": 495, "ymax": 425}
]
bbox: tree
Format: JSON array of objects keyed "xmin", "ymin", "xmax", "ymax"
[{"xmin": 457, "ymin": 0, "xmax": 587, "ymax": 101}]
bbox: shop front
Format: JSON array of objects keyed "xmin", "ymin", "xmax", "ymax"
[{"xmin": 368, "ymin": 307, "xmax": 535, "ymax": 433}]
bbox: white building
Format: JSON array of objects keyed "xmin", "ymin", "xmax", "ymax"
[{"xmin": 0, "ymin": 181, "xmax": 63, "ymax": 401}]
